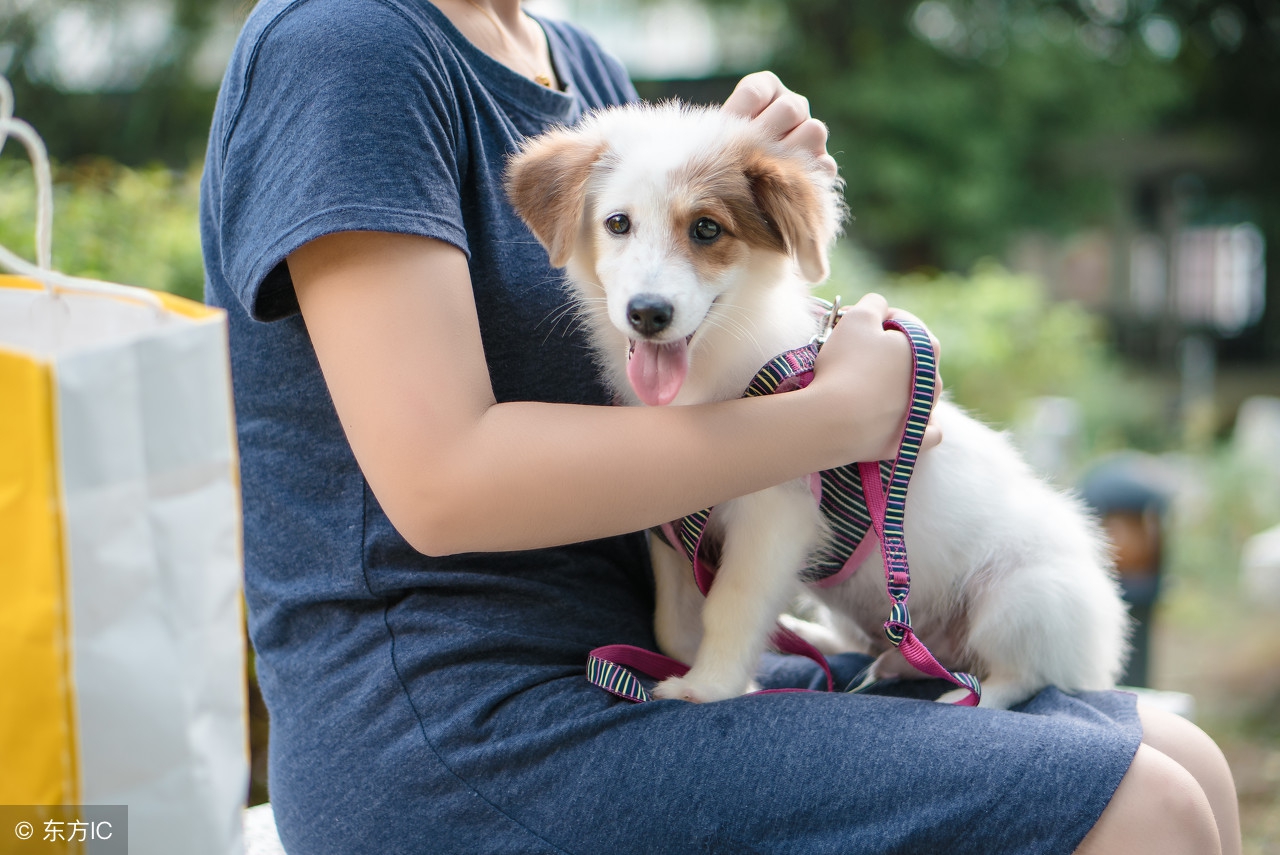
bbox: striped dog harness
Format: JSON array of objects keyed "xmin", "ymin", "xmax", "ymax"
[
  {"xmin": 658, "ymin": 342, "xmax": 889, "ymax": 596},
  {"xmin": 587, "ymin": 316, "xmax": 983, "ymax": 706}
]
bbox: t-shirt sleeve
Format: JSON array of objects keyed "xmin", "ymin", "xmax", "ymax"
[{"xmin": 215, "ymin": 1, "xmax": 466, "ymax": 321}]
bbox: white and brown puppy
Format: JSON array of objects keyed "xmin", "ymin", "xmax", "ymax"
[{"xmin": 506, "ymin": 102, "xmax": 1128, "ymax": 709}]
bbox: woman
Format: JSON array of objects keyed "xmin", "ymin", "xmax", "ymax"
[{"xmin": 201, "ymin": 1, "xmax": 1240, "ymax": 852}]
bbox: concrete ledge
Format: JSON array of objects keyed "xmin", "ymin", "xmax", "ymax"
[
  {"xmin": 244, "ymin": 803, "xmax": 286, "ymax": 855},
  {"xmin": 1122, "ymin": 686, "xmax": 1197, "ymax": 720}
]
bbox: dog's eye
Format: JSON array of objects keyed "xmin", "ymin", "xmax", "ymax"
[
  {"xmin": 605, "ymin": 213, "xmax": 631, "ymax": 235},
  {"xmin": 691, "ymin": 218, "xmax": 722, "ymax": 243}
]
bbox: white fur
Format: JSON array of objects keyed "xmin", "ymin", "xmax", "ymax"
[{"xmin": 507, "ymin": 103, "xmax": 1130, "ymax": 709}]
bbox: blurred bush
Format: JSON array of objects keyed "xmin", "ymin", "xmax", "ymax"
[
  {"xmin": 820, "ymin": 256, "xmax": 1169, "ymax": 458},
  {"xmin": 0, "ymin": 158, "xmax": 204, "ymax": 301}
]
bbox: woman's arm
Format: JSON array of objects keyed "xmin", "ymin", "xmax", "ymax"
[{"xmin": 288, "ymin": 230, "xmax": 918, "ymax": 557}]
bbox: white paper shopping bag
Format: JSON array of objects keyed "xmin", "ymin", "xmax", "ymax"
[{"xmin": 0, "ymin": 75, "xmax": 248, "ymax": 855}]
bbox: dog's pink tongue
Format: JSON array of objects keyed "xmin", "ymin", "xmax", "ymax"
[{"xmin": 627, "ymin": 339, "xmax": 689, "ymax": 406}]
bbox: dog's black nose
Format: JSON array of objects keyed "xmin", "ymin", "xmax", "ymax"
[{"xmin": 626, "ymin": 294, "xmax": 674, "ymax": 336}]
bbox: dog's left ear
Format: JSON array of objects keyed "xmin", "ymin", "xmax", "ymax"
[
  {"xmin": 505, "ymin": 126, "xmax": 607, "ymax": 268},
  {"xmin": 744, "ymin": 151, "xmax": 841, "ymax": 283}
]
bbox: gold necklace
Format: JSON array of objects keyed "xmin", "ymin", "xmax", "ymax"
[{"xmin": 461, "ymin": 0, "xmax": 554, "ymax": 87}]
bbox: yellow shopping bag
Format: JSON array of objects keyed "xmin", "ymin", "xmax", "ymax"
[{"xmin": 0, "ymin": 79, "xmax": 247, "ymax": 855}]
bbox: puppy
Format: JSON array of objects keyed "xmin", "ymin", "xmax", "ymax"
[{"xmin": 506, "ymin": 102, "xmax": 1128, "ymax": 709}]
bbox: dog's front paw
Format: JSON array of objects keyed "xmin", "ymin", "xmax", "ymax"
[
  {"xmin": 936, "ymin": 686, "xmax": 977, "ymax": 706},
  {"xmin": 960, "ymin": 679, "xmax": 1036, "ymax": 710},
  {"xmin": 652, "ymin": 673, "xmax": 746, "ymax": 704},
  {"xmin": 936, "ymin": 680, "xmax": 1031, "ymax": 709}
]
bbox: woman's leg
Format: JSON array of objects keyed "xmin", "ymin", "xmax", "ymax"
[
  {"xmin": 1137, "ymin": 704, "xmax": 1242, "ymax": 855},
  {"xmin": 1076, "ymin": 744, "xmax": 1218, "ymax": 855},
  {"xmin": 1075, "ymin": 703, "xmax": 1240, "ymax": 855}
]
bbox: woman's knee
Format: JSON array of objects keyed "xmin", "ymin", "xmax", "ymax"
[
  {"xmin": 1137, "ymin": 704, "xmax": 1241, "ymax": 855},
  {"xmin": 1075, "ymin": 744, "xmax": 1220, "ymax": 855},
  {"xmin": 1138, "ymin": 705, "xmax": 1228, "ymax": 778}
]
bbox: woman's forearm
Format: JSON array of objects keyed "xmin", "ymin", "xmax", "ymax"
[
  {"xmin": 401, "ymin": 388, "xmax": 853, "ymax": 555},
  {"xmin": 390, "ymin": 303, "xmax": 920, "ymax": 555}
]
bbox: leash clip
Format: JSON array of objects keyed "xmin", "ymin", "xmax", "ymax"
[{"xmin": 810, "ymin": 295, "xmax": 844, "ymax": 346}]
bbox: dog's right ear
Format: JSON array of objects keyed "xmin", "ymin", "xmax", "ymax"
[
  {"xmin": 505, "ymin": 127, "xmax": 607, "ymax": 269},
  {"xmin": 743, "ymin": 149, "xmax": 842, "ymax": 284}
]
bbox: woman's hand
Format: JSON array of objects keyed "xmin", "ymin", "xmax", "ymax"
[
  {"xmin": 721, "ymin": 71, "xmax": 837, "ymax": 179},
  {"xmin": 809, "ymin": 294, "xmax": 944, "ymax": 461}
]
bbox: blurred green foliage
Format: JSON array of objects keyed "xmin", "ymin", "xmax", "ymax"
[
  {"xmin": 744, "ymin": 0, "xmax": 1280, "ymax": 272},
  {"xmin": 819, "ymin": 255, "xmax": 1168, "ymax": 452},
  {"xmin": 789, "ymin": 7, "xmax": 1186, "ymax": 267},
  {"xmin": 0, "ymin": 158, "xmax": 204, "ymax": 300},
  {"xmin": 0, "ymin": 0, "xmax": 248, "ymax": 166}
]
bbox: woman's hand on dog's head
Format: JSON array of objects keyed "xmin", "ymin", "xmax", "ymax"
[{"xmin": 722, "ymin": 71, "xmax": 838, "ymax": 180}]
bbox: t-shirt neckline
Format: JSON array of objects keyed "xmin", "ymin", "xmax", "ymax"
[{"xmin": 418, "ymin": 1, "xmax": 580, "ymax": 123}]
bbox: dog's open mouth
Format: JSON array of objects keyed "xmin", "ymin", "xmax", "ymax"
[{"xmin": 626, "ymin": 335, "xmax": 693, "ymax": 406}]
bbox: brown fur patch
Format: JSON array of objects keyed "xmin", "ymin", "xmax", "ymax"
[
  {"xmin": 667, "ymin": 136, "xmax": 834, "ymax": 281},
  {"xmin": 740, "ymin": 146, "xmax": 830, "ymax": 282},
  {"xmin": 668, "ymin": 146, "xmax": 786, "ymax": 281},
  {"xmin": 672, "ymin": 148, "xmax": 788, "ymax": 256},
  {"xmin": 505, "ymin": 132, "xmax": 607, "ymax": 268}
]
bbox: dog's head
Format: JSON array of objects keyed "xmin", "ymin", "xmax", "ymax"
[{"xmin": 506, "ymin": 102, "xmax": 844, "ymax": 405}]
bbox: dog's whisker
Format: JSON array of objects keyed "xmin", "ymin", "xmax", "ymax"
[
  {"xmin": 699, "ymin": 315, "xmax": 747, "ymax": 344},
  {"xmin": 536, "ymin": 300, "xmax": 582, "ymax": 339},
  {"xmin": 537, "ymin": 295, "xmax": 609, "ymax": 345},
  {"xmin": 703, "ymin": 301, "xmax": 762, "ymax": 351}
]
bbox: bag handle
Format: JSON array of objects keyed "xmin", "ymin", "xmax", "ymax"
[
  {"xmin": 0, "ymin": 75, "xmax": 166, "ymax": 313},
  {"xmin": 0, "ymin": 75, "xmax": 52, "ymax": 273}
]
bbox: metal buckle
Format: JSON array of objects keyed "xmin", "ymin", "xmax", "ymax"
[{"xmin": 809, "ymin": 295, "xmax": 844, "ymax": 346}]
